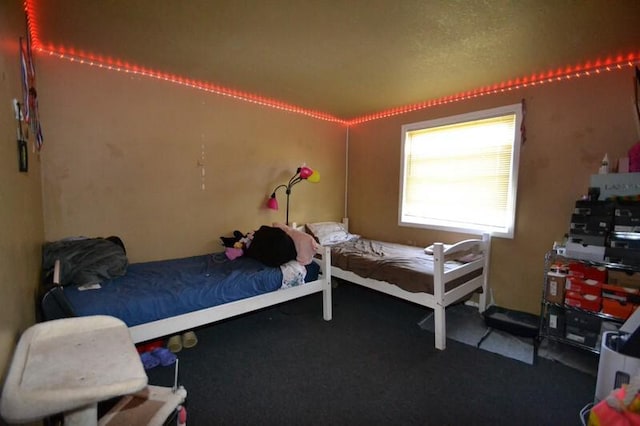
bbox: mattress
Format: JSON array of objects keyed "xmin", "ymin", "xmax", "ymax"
[
  {"xmin": 64, "ymin": 252, "xmax": 320, "ymax": 327},
  {"xmin": 330, "ymin": 238, "xmax": 481, "ymax": 294}
]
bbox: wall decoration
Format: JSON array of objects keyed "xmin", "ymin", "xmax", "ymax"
[
  {"xmin": 20, "ymin": 33, "xmax": 43, "ymax": 151},
  {"xmin": 16, "ymin": 102, "xmax": 28, "ymax": 172}
]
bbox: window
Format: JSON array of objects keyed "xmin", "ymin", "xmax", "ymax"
[{"xmin": 399, "ymin": 103, "xmax": 523, "ymax": 238}]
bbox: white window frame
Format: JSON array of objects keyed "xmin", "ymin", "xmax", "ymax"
[{"xmin": 399, "ymin": 103, "xmax": 523, "ymax": 239}]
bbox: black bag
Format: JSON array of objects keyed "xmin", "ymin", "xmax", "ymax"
[{"xmin": 245, "ymin": 226, "xmax": 296, "ymax": 267}]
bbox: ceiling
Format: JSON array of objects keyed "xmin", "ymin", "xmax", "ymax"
[{"xmin": 30, "ymin": 0, "xmax": 640, "ymax": 121}]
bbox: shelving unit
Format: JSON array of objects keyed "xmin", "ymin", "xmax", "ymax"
[{"xmin": 538, "ymin": 249, "xmax": 640, "ymax": 355}]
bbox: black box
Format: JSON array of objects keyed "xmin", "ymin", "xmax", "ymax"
[
  {"xmin": 565, "ymin": 325, "xmax": 599, "ymax": 348},
  {"xmin": 571, "ymin": 214, "xmax": 613, "ymax": 232},
  {"xmin": 574, "ymin": 200, "xmax": 615, "ymax": 217},
  {"xmin": 615, "ymin": 201, "xmax": 640, "ymax": 219},
  {"xmin": 613, "ymin": 215, "xmax": 640, "ymax": 232},
  {"xmin": 569, "ymin": 234, "xmax": 607, "ymax": 247},
  {"xmin": 605, "ymin": 247, "xmax": 640, "ymax": 267},
  {"xmin": 565, "ymin": 309, "xmax": 602, "ymax": 333},
  {"xmin": 609, "ymin": 233, "xmax": 640, "ymax": 249},
  {"xmin": 546, "ymin": 305, "xmax": 565, "ymax": 337}
]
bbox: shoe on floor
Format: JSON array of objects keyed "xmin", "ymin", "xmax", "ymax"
[
  {"xmin": 167, "ymin": 334, "xmax": 182, "ymax": 353},
  {"xmin": 151, "ymin": 347, "xmax": 176, "ymax": 366},
  {"xmin": 182, "ymin": 331, "xmax": 198, "ymax": 349},
  {"xmin": 140, "ymin": 351, "xmax": 160, "ymax": 370}
]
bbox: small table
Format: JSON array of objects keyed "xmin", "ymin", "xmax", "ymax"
[{"xmin": 0, "ymin": 316, "xmax": 148, "ymax": 425}]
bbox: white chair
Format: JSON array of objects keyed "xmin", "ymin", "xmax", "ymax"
[{"xmin": 0, "ymin": 316, "xmax": 148, "ymax": 425}]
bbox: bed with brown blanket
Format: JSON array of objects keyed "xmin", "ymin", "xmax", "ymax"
[{"xmin": 305, "ymin": 220, "xmax": 490, "ymax": 350}]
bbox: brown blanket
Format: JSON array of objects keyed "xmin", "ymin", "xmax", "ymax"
[{"xmin": 330, "ymin": 238, "xmax": 482, "ymax": 294}]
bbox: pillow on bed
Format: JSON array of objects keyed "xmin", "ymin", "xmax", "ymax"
[
  {"xmin": 425, "ymin": 244, "xmax": 482, "ymax": 263},
  {"xmin": 305, "ymin": 221, "xmax": 359, "ymax": 246},
  {"xmin": 273, "ymin": 223, "xmax": 318, "ymax": 265}
]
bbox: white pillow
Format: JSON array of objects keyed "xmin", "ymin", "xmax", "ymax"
[{"xmin": 306, "ymin": 222, "xmax": 359, "ymax": 245}]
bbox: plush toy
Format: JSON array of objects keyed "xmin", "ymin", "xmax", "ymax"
[
  {"xmin": 220, "ymin": 230, "xmax": 245, "ymax": 248},
  {"xmin": 220, "ymin": 230, "xmax": 253, "ymax": 260}
]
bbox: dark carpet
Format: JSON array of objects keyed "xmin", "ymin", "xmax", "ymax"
[{"xmin": 147, "ymin": 282, "xmax": 595, "ymax": 426}]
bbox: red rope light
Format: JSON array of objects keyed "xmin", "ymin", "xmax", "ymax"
[
  {"xmin": 24, "ymin": 0, "xmax": 639, "ymax": 126},
  {"xmin": 347, "ymin": 53, "xmax": 640, "ymax": 125}
]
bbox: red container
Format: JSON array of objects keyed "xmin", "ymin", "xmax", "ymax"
[
  {"xmin": 601, "ymin": 283, "xmax": 640, "ymax": 303},
  {"xmin": 602, "ymin": 298, "xmax": 636, "ymax": 320},
  {"xmin": 565, "ymin": 276, "xmax": 602, "ymax": 296},
  {"xmin": 565, "ymin": 290, "xmax": 602, "ymax": 312}
]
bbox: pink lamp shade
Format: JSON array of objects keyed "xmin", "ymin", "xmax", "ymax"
[
  {"xmin": 267, "ymin": 194, "xmax": 279, "ymax": 210},
  {"xmin": 265, "ymin": 165, "xmax": 320, "ymax": 225},
  {"xmin": 299, "ymin": 166, "xmax": 313, "ymax": 179}
]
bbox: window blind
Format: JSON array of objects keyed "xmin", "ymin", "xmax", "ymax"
[{"xmin": 400, "ymin": 108, "xmax": 521, "ymax": 237}]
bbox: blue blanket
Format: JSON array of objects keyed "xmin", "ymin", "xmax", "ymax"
[{"xmin": 64, "ymin": 252, "xmax": 320, "ymax": 327}]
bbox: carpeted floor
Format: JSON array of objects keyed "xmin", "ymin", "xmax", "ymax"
[{"xmin": 145, "ymin": 282, "xmax": 597, "ymax": 425}]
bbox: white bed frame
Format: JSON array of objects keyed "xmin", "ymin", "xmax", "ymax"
[
  {"xmin": 53, "ymin": 247, "xmax": 333, "ymax": 344},
  {"xmin": 330, "ymin": 220, "xmax": 490, "ymax": 350}
]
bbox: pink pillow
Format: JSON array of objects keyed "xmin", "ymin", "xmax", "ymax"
[{"xmin": 273, "ymin": 223, "xmax": 319, "ymax": 265}]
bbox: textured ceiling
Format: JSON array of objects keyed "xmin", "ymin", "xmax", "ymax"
[{"xmin": 31, "ymin": 0, "xmax": 640, "ymax": 120}]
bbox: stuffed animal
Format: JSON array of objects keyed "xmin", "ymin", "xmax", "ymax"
[
  {"xmin": 220, "ymin": 230, "xmax": 245, "ymax": 248},
  {"xmin": 220, "ymin": 230, "xmax": 253, "ymax": 260}
]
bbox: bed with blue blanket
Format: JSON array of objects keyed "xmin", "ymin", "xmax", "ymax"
[{"xmin": 39, "ymin": 230, "xmax": 332, "ymax": 343}]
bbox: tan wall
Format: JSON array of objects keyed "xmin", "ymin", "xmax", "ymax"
[
  {"xmin": 38, "ymin": 56, "xmax": 347, "ymax": 263},
  {"xmin": 347, "ymin": 69, "xmax": 640, "ymax": 314},
  {"xmin": 0, "ymin": 0, "xmax": 45, "ymax": 380}
]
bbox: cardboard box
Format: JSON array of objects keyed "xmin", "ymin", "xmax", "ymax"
[
  {"xmin": 565, "ymin": 276, "xmax": 602, "ymax": 297},
  {"xmin": 564, "ymin": 290, "xmax": 602, "ymax": 312},
  {"xmin": 614, "ymin": 214, "xmax": 640, "ymax": 226},
  {"xmin": 610, "ymin": 233, "xmax": 640, "ymax": 250},
  {"xmin": 574, "ymin": 199, "xmax": 615, "ymax": 216},
  {"xmin": 569, "ymin": 235, "xmax": 607, "ymax": 247},
  {"xmin": 585, "ymin": 265, "xmax": 608, "ymax": 282},
  {"xmin": 615, "ymin": 201, "xmax": 640, "ymax": 219},
  {"xmin": 602, "ymin": 298, "xmax": 637, "ymax": 320},
  {"xmin": 566, "ymin": 262, "xmax": 607, "ymax": 282},
  {"xmin": 613, "ymin": 219, "xmax": 640, "ymax": 233},
  {"xmin": 601, "ymin": 283, "xmax": 640, "ymax": 304},
  {"xmin": 605, "ymin": 247, "xmax": 640, "ymax": 267},
  {"xmin": 565, "ymin": 325, "xmax": 599, "ymax": 348},
  {"xmin": 571, "ymin": 214, "xmax": 612, "ymax": 232},
  {"xmin": 590, "ymin": 174, "xmax": 640, "ymax": 200},
  {"xmin": 608, "ymin": 270, "xmax": 640, "ymax": 289},
  {"xmin": 545, "ymin": 272, "xmax": 566, "ymax": 304},
  {"xmin": 566, "ymin": 241, "xmax": 605, "ymax": 263},
  {"xmin": 565, "ymin": 309, "xmax": 602, "ymax": 332}
]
